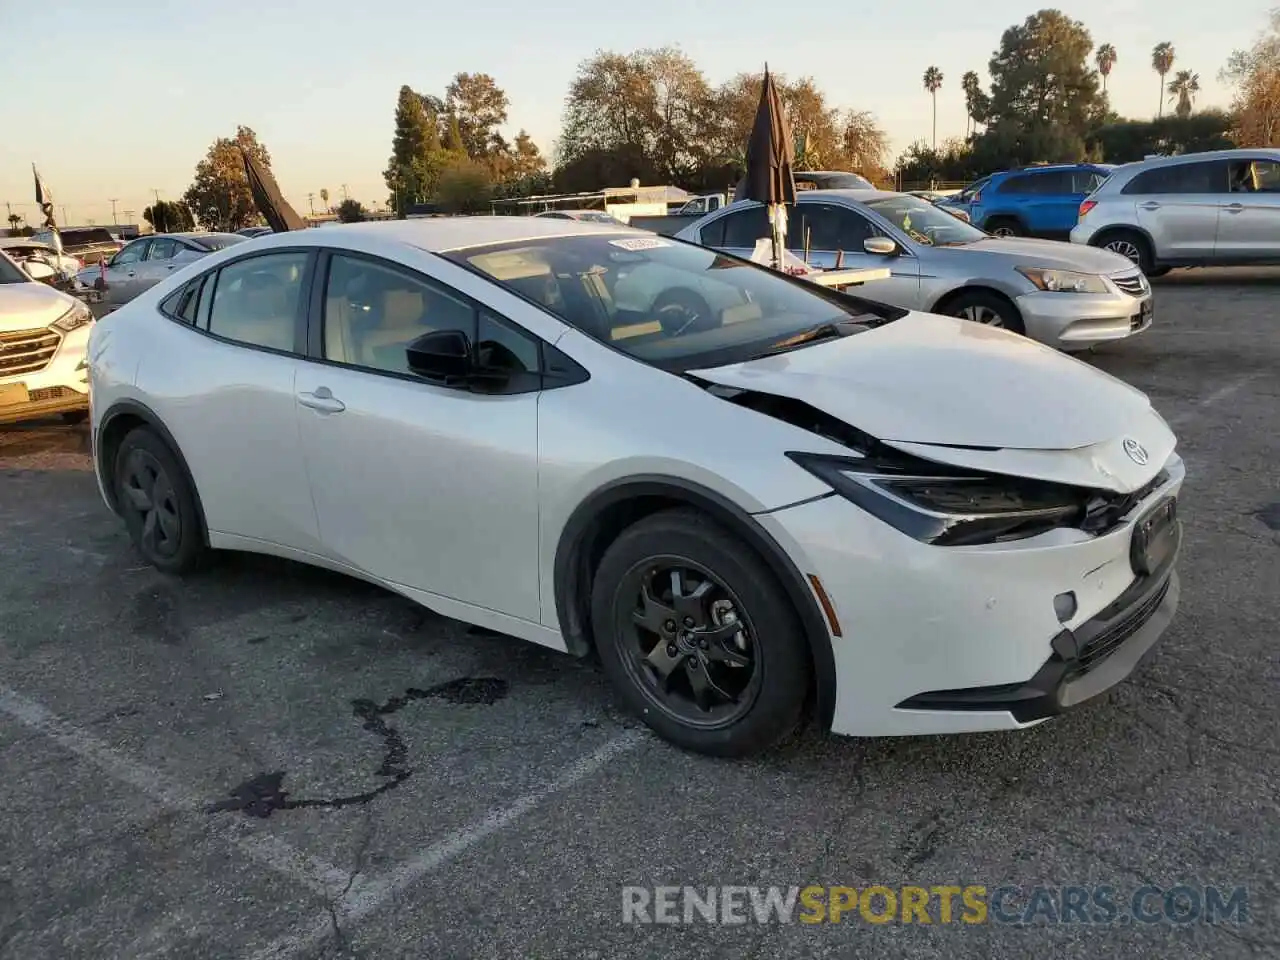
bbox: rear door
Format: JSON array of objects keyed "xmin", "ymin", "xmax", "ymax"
[
  {"xmin": 1216, "ymin": 157, "xmax": 1280, "ymax": 260},
  {"xmin": 697, "ymin": 204, "xmax": 772, "ymax": 260},
  {"xmin": 1128, "ymin": 160, "xmax": 1226, "ymax": 260},
  {"xmin": 1012, "ymin": 170, "xmax": 1078, "ymax": 235},
  {"xmin": 134, "ymin": 237, "xmax": 180, "ymax": 293},
  {"xmin": 103, "ymin": 238, "xmax": 150, "ymax": 304}
]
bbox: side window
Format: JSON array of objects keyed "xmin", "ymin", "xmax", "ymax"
[
  {"xmin": 790, "ymin": 204, "xmax": 874, "ymax": 251},
  {"xmin": 995, "ymin": 174, "xmax": 1036, "ymax": 195},
  {"xmin": 1032, "ymin": 171, "xmax": 1074, "ymax": 194},
  {"xmin": 160, "ymin": 277, "xmax": 206, "ymax": 325},
  {"xmin": 1231, "ymin": 159, "xmax": 1280, "ymax": 193},
  {"xmin": 474, "ymin": 311, "xmax": 541, "ymax": 393},
  {"xmin": 322, "ymin": 253, "xmax": 474, "ymax": 374},
  {"xmin": 720, "ymin": 206, "xmax": 771, "ymax": 248},
  {"xmin": 113, "ymin": 240, "xmax": 148, "ymax": 266},
  {"xmin": 1125, "ymin": 162, "xmax": 1225, "ymax": 195},
  {"xmin": 1073, "ymin": 170, "xmax": 1106, "ymax": 194},
  {"xmin": 698, "ymin": 215, "xmax": 727, "ymax": 247},
  {"xmin": 147, "ymin": 238, "xmax": 178, "ymax": 260},
  {"xmin": 206, "ymin": 252, "xmax": 308, "ymax": 352}
]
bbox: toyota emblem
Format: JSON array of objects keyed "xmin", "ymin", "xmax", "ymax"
[{"xmin": 1123, "ymin": 437, "xmax": 1149, "ymax": 465}]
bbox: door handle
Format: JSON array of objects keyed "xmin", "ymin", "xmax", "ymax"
[
  {"xmin": 297, "ymin": 387, "xmax": 346, "ymax": 414},
  {"xmin": 1224, "ymin": 203, "xmax": 1245, "ymax": 213},
  {"xmin": 1139, "ymin": 202, "xmax": 1161, "ymax": 210}
]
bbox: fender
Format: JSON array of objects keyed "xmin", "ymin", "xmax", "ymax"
[
  {"xmin": 553, "ymin": 475, "xmax": 838, "ymax": 730},
  {"xmin": 96, "ymin": 398, "xmax": 210, "ymax": 542}
]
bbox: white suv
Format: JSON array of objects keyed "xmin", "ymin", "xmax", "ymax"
[
  {"xmin": 1071, "ymin": 148, "xmax": 1280, "ymax": 276},
  {"xmin": 0, "ymin": 250, "xmax": 95, "ymax": 426}
]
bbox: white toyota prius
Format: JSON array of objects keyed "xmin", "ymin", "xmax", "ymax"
[{"xmin": 87, "ymin": 218, "xmax": 1183, "ymax": 757}]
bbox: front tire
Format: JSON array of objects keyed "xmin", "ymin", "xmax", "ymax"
[
  {"xmin": 113, "ymin": 427, "xmax": 208, "ymax": 575},
  {"xmin": 985, "ymin": 217, "xmax": 1024, "ymax": 238},
  {"xmin": 942, "ymin": 290, "xmax": 1026, "ymax": 335},
  {"xmin": 1095, "ymin": 230, "xmax": 1154, "ymax": 275},
  {"xmin": 590, "ymin": 508, "xmax": 810, "ymax": 757}
]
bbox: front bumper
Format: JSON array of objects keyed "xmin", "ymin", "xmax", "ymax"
[
  {"xmin": 1016, "ymin": 288, "xmax": 1152, "ymax": 349},
  {"xmin": 757, "ymin": 457, "xmax": 1184, "ymax": 737},
  {"xmin": 0, "ymin": 323, "xmax": 92, "ymax": 426}
]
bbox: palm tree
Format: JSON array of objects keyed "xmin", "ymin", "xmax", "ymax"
[
  {"xmin": 319, "ymin": 187, "xmax": 330, "ymax": 212},
  {"xmin": 961, "ymin": 71, "xmax": 981, "ymax": 137},
  {"xmin": 923, "ymin": 66, "xmax": 944, "ymax": 149},
  {"xmin": 6, "ymin": 213, "xmax": 21, "ymax": 233},
  {"xmin": 1095, "ymin": 44, "xmax": 1118, "ymax": 93},
  {"xmin": 1168, "ymin": 69, "xmax": 1200, "ymax": 118},
  {"xmin": 1151, "ymin": 42, "xmax": 1176, "ymax": 117}
]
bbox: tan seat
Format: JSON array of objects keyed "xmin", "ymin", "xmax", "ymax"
[
  {"xmin": 324, "ymin": 296, "xmax": 353, "ymax": 362},
  {"xmin": 359, "ymin": 288, "xmax": 433, "ymax": 370}
]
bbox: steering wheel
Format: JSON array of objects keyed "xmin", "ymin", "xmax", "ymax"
[{"xmin": 653, "ymin": 289, "xmax": 715, "ymax": 337}]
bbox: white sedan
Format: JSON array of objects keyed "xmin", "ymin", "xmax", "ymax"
[{"xmin": 86, "ymin": 218, "xmax": 1183, "ymax": 756}]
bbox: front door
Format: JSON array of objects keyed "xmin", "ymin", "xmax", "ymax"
[
  {"xmin": 1216, "ymin": 157, "xmax": 1280, "ymax": 260},
  {"xmin": 295, "ymin": 250, "xmax": 542, "ymax": 623},
  {"xmin": 790, "ymin": 202, "xmax": 923, "ymax": 308},
  {"xmin": 1133, "ymin": 160, "xmax": 1226, "ymax": 261}
]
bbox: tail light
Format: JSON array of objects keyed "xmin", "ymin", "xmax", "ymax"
[{"xmin": 1079, "ymin": 200, "xmax": 1097, "ymax": 219}]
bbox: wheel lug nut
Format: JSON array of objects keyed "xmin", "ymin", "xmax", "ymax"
[
  {"xmin": 699, "ymin": 639, "xmax": 707, "ymax": 648},
  {"xmin": 683, "ymin": 617, "xmax": 695, "ymax": 627},
  {"xmin": 664, "ymin": 620, "xmax": 676, "ymax": 632}
]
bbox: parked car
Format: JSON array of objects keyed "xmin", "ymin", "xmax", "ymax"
[
  {"xmin": 1071, "ymin": 148, "xmax": 1280, "ymax": 275},
  {"xmin": 237, "ymin": 226, "xmax": 274, "ymax": 238},
  {"xmin": 794, "ymin": 171, "xmax": 876, "ymax": 190},
  {"xmin": 535, "ymin": 210, "xmax": 625, "ymax": 225},
  {"xmin": 30, "ymin": 227, "xmax": 123, "ymax": 266},
  {"xmin": 943, "ymin": 164, "xmax": 1115, "ymax": 239},
  {"xmin": 0, "ymin": 249, "xmax": 94, "ymax": 426},
  {"xmin": 75, "ymin": 232, "xmax": 248, "ymax": 306},
  {"xmin": 0, "ymin": 238, "xmax": 81, "ymax": 284},
  {"xmin": 676, "ymin": 190, "xmax": 1152, "ymax": 350},
  {"xmin": 88, "ymin": 217, "xmax": 1182, "ymax": 757}
]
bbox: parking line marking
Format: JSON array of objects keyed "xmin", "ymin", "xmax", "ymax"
[
  {"xmin": 248, "ymin": 729, "xmax": 647, "ymax": 960},
  {"xmin": 1166, "ymin": 373, "xmax": 1262, "ymax": 428},
  {"xmin": 0, "ymin": 684, "xmax": 352, "ymax": 897}
]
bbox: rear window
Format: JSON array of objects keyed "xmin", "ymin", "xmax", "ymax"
[
  {"xmin": 189, "ymin": 234, "xmax": 248, "ymax": 252},
  {"xmin": 1122, "ymin": 161, "xmax": 1226, "ymax": 195},
  {"xmin": 58, "ymin": 228, "xmax": 117, "ymax": 247}
]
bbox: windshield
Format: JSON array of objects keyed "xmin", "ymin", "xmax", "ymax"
[
  {"xmin": 190, "ymin": 234, "xmax": 248, "ymax": 251},
  {"xmin": 0, "ymin": 252, "xmax": 32, "ymax": 284},
  {"xmin": 865, "ymin": 195, "xmax": 988, "ymax": 246},
  {"xmin": 445, "ymin": 234, "xmax": 898, "ymax": 370}
]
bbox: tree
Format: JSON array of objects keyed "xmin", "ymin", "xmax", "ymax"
[
  {"xmin": 510, "ymin": 130, "xmax": 546, "ymax": 178},
  {"xmin": 922, "ymin": 66, "xmax": 944, "ymax": 148},
  {"xmin": 444, "ymin": 73, "xmax": 510, "ymax": 160},
  {"xmin": 1088, "ymin": 110, "xmax": 1234, "ymax": 161},
  {"xmin": 319, "ymin": 187, "xmax": 330, "ymax": 211},
  {"xmin": 1152, "ymin": 42, "xmax": 1176, "ymax": 117},
  {"xmin": 384, "ymin": 85, "xmax": 445, "ymax": 216},
  {"xmin": 960, "ymin": 70, "xmax": 989, "ymax": 136},
  {"xmin": 6, "ymin": 213, "xmax": 21, "ymax": 233},
  {"xmin": 181, "ymin": 126, "xmax": 273, "ymax": 231},
  {"xmin": 143, "ymin": 200, "xmax": 196, "ymax": 233},
  {"xmin": 1222, "ymin": 8, "xmax": 1280, "ymax": 146},
  {"xmin": 1168, "ymin": 70, "xmax": 1200, "ymax": 118},
  {"xmin": 981, "ymin": 9, "xmax": 1107, "ymax": 165},
  {"xmin": 336, "ymin": 199, "xmax": 366, "ymax": 222},
  {"xmin": 559, "ymin": 47, "xmax": 718, "ymax": 184},
  {"xmin": 713, "ymin": 70, "xmax": 854, "ymax": 171},
  {"xmin": 1096, "ymin": 43, "xmax": 1117, "ymax": 93},
  {"xmin": 435, "ymin": 159, "xmax": 493, "ymax": 213},
  {"xmin": 840, "ymin": 111, "xmax": 890, "ymax": 182}
]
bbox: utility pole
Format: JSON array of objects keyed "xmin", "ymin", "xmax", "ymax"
[
  {"xmin": 124, "ymin": 210, "xmax": 134, "ymax": 228},
  {"xmin": 307, "ymin": 193, "xmax": 315, "ymax": 215},
  {"xmin": 108, "ymin": 199, "xmax": 119, "ymax": 224},
  {"xmin": 61, "ymin": 206, "xmax": 69, "ymax": 225},
  {"xmin": 341, "ymin": 184, "xmax": 349, "ymax": 202}
]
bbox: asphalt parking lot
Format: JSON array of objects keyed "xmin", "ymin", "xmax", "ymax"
[{"xmin": 2, "ymin": 269, "xmax": 1278, "ymax": 960}]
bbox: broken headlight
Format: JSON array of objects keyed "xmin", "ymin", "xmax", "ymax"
[{"xmin": 786, "ymin": 453, "xmax": 1086, "ymax": 546}]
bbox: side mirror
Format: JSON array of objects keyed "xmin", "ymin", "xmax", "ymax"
[
  {"xmin": 405, "ymin": 329, "xmax": 474, "ymax": 384},
  {"xmin": 864, "ymin": 237, "xmax": 898, "ymax": 257}
]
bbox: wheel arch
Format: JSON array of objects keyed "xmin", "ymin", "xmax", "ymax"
[
  {"xmin": 979, "ymin": 211, "xmax": 1025, "ymax": 232},
  {"xmin": 552, "ymin": 476, "xmax": 839, "ymax": 730},
  {"xmin": 96, "ymin": 399, "xmax": 209, "ymax": 543},
  {"xmin": 929, "ymin": 284, "xmax": 1023, "ymax": 323},
  {"xmin": 1089, "ymin": 224, "xmax": 1156, "ymax": 255}
]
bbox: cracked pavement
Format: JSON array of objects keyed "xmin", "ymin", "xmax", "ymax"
[{"xmin": 0, "ymin": 267, "xmax": 1278, "ymax": 959}]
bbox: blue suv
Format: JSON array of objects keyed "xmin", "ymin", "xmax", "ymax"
[{"xmin": 942, "ymin": 164, "xmax": 1115, "ymax": 240}]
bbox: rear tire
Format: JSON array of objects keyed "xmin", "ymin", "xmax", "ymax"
[
  {"xmin": 941, "ymin": 290, "xmax": 1026, "ymax": 335},
  {"xmin": 1095, "ymin": 230, "xmax": 1154, "ymax": 275},
  {"xmin": 590, "ymin": 508, "xmax": 810, "ymax": 757},
  {"xmin": 113, "ymin": 427, "xmax": 208, "ymax": 575},
  {"xmin": 985, "ymin": 217, "xmax": 1024, "ymax": 238}
]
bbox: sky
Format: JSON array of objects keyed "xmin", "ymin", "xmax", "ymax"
[{"xmin": 0, "ymin": 0, "xmax": 1267, "ymax": 227}]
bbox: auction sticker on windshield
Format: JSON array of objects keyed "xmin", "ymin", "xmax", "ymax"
[{"xmin": 609, "ymin": 238, "xmax": 670, "ymax": 250}]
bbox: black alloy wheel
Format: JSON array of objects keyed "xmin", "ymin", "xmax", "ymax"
[{"xmin": 113, "ymin": 427, "xmax": 208, "ymax": 574}]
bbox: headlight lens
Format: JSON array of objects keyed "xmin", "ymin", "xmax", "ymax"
[
  {"xmin": 787, "ymin": 453, "xmax": 1085, "ymax": 546},
  {"xmin": 1016, "ymin": 266, "xmax": 1110, "ymax": 294},
  {"xmin": 51, "ymin": 301, "xmax": 93, "ymax": 333}
]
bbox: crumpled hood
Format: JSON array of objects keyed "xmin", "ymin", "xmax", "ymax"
[
  {"xmin": 690, "ymin": 312, "xmax": 1174, "ymax": 492},
  {"xmin": 950, "ymin": 236, "xmax": 1137, "ymax": 274},
  {"xmin": 0, "ymin": 282, "xmax": 76, "ymax": 332}
]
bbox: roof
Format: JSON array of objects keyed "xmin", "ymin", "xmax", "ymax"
[
  {"xmin": 1123, "ymin": 147, "xmax": 1280, "ymax": 169},
  {"xmin": 245, "ymin": 215, "xmax": 642, "ymax": 254}
]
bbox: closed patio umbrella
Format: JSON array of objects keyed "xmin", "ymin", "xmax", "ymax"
[
  {"xmin": 240, "ymin": 147, "xmax": 307, "ymax": 233},
  {"xmin": 734, "ymin": 68, "xmax": 796, "ymax": 270}
]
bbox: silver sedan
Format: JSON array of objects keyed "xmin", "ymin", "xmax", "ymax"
[
  {"xmin": 675, "ymin": 190, "xmax": 1152, "ymax": 350},
  {"xmin": 74, "ymin": 232, "xmax": 247, "ymax": 306}
]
